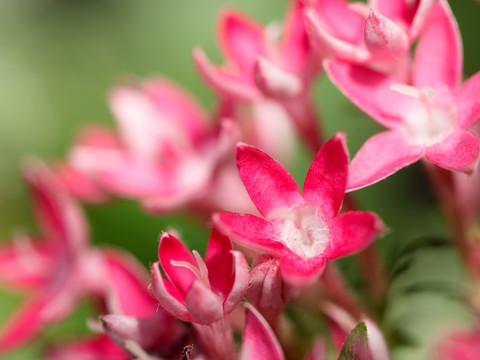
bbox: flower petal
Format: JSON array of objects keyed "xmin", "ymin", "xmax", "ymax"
[
  {"xmin": 240, "ymin": 303, "xmax": 285, "ymax": 360},
  {"xmin": 101, "ymin": 313, "xmax": 181, "ymax": 352},
  {"xmin": 412, "ymin": 0, "xmax": 462, "ymax": 91},
  {"xmin": 236, "ymin": 143, "xmax": 303, "ymax": 217},
  {"xmin": 247, "ymin": 256, "xmax": 288, "ymax": 325},
  {"xmin": 280, "ymin": 0, "xmax": 311, "ymax": 72},
  {"xmin": 109, "ymin": 80, "xmax": 208, "ymax": 160},
  {"xmin": 193, "ymin": 47, "xmax": 261, "ymax": 102},
  {"xmin": 302, "ymin": 338, "xmax": 327, "ymax": 360},
  {"xmin": 213, "ymin": 212, "xmax": 288, "ymax": 256},
  {"xmin": 219, "ymin": 10, "xmax": 264, "ymax": 74},
  {"xmin": 158, "ymin": 232, "xmax": 197, "ymax": 296},
  {"xmin": 408, "ymin": 0, "xmax": 437, "ymax": 40},
  {"xmin": 223, "ymin": 250, "xmax": 250, "ymax": 315},
  {"xmin": 370, "ymin": 0, "xmax": 436, "ymax": 39},
  {"xmin": 425, "ymin": 129, "xmax": 480, "ymax": 172},
  {"xmin": 22, "ymin": 160, "xmax": 88, "ymax": 253},
  {"xmin": 47, "ymin": 335, "xmax": 127, "ymax": 360},
  {"xmin": 279, "ymin": 254, "xmax": 326, "ymax": 287},
  {"xmin": 347, "ymin": 130, "xmax": 424, "ymax": 191},
  {"xmin": 364, "ymin": 10, "xmax": 409, "ymax": 61},
  {"xmin": 254, "ymin": 56, "xmax": 302, "ymax": 99},
  {"xmin": 304, "ymin": 9, "xmax": 369, "ymax": 62},
  {"xmin": 0, "ymin": 241, "xmax": 53, "ymax": 289},
  {"xmin": 54, "ymin": 162, "xmax": 108, "ymax": 203},
  {"xmin": 456, "ymin": 70, "xmax": 480, "ymax": 129},
  {"xmin": 324, "ymin": 211, "xmax": 384, "ymax": 259},
  {"xmin": 205, "ymin": 229, "xmax": 234, "ymax": 298},
  {"xmin": 310, "ymin": 0, "xmax": 365, "ymax": 44},
  {"xmin": 143, "ymin": 79, "xmax": 209, "ymax": 140},
  {"xmin": 0, "ymin": 295, "xmax": 50, "ymax": 353},
  {"xmin": 369, "ymin": 0, "xmax": 405, "ymax": 20},
  {"xmin": 324, "ymin": 60, "xmax": 413, "ymax": 128},
  {"xmin": 185, "ymin": 280, "xmax": 223, "ymax": 325},
  {"xmin": 103, "ymin": 249, "xmax": 156, "ymax": 317},
  {"xmin": 150, "ymin": 261, "xmax": 191, "ymax": 322},
  {"xmin": 303, "ymin": 132, "xmax": 349, "ymax": 218}
]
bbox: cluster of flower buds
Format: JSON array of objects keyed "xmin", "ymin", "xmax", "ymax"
[{"xmin": 1, "ymin": 0, "xmax": 480, "ymax": 359}]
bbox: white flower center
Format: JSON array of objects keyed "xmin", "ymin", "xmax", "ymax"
[
  {"xmin": 273, "ymin": 206, "xmax": 330, "ymax": 258},
  {"xmin": 391, "ymin": 84, "xmax": 456, "ymax": 147}
]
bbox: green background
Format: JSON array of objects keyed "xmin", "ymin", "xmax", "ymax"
[{"xmin": 0, "ymin": 0, "xmax": 479, "ymax": 359}]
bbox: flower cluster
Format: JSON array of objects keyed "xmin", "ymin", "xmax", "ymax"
[{"xmin": 1, "ymin": 0, "xmax": 480, "ymax": 359}]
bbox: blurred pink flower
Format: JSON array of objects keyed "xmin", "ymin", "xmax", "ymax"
[
  {"xmin": 214, "ymin": 133, "xmax": 384, "ymax": 286},
  {"xmin": 194, "ymin": 1, "xmax": 323, "ymax": 151},
  {"xmin": 47, "ymin": 244, "xmax": 184, "ymax": 360},
  {"xmin": 0, "ymin": 162, "xmax": 180, "ymax": 355},
  {"xmin": 68, "ymin": 78, "xmax": 253, "ymax": 215},
  {"xmin": 0, "ymin": 161, "xmax": 96, "ymax": 352}
]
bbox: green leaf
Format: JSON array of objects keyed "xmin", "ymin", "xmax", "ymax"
[{"xmin": 338, "ymin": 321, "xmax": 371, "ymax": 360}]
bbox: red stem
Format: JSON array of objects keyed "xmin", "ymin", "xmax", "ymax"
[
  {"xmin": 322, "ymin": 262, "xmax": 365, "ymax": 319},
  {"xmin": 423, "ymin": 162, "xmax": 475, "ymax": 270}
]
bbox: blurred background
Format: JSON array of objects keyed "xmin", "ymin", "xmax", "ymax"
[{"xmin": 0, "ymin": 0, "xmax": 480, "ymax": 359}]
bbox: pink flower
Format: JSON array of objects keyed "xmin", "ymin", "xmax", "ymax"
[
  {"xmin": 194, "ymin": 2, "xmax": 323, "ymax": 152},
  {"xmin": 0, "ymin": 161, "xmax": 94, "ymax": 352},
  {"xmin": 150, "ymin": 229, "xmax": 249, "ymax": 325},
  {"xmin": 0, "ymin": 161, "xmax": 180, "ymax": 354},
  {"xmin": 304, "ymin": 0, "xmax": 436, "ymax": 78},
  {"xmin": 47, "ymin": 247, "xmax": 184, "ymax": 360},
  {"xmin": 324, "ymin": 0, "xmax": 480, "ymax": 191},
  {"xmin": 194, "ymin": 3, "xmax": 316, "ymax": 102},
  {"xmin": 214, "ymin": 133, "xmax": 384, "ymax": 286},
  {"xmin": 68, "ymin": 78, "xmax": 253, "ymax": 215}
]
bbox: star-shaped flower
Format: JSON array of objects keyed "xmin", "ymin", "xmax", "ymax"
[
  {"xmin": 324, "ymin": 0, "xmax": 480, "ymax": 191},
  {"xmin": 214, "ymin": 133, "xmax": 384, "ymax": 286}
]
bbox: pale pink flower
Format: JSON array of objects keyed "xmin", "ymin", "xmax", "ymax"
[
  {"xmin": 323, "ymin": 0, "xmax": 480, "ymax": 191},
  {"xmin": 214, "ymin": 133, "xmax": 384, "ymax": 286},
  {"xmin": 68, "ymin": 78, "xmax": 253, "ymax": 215},
  {"xmin": 150, "ymin": 230, "xmax": 249, "ymax": 325}
]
